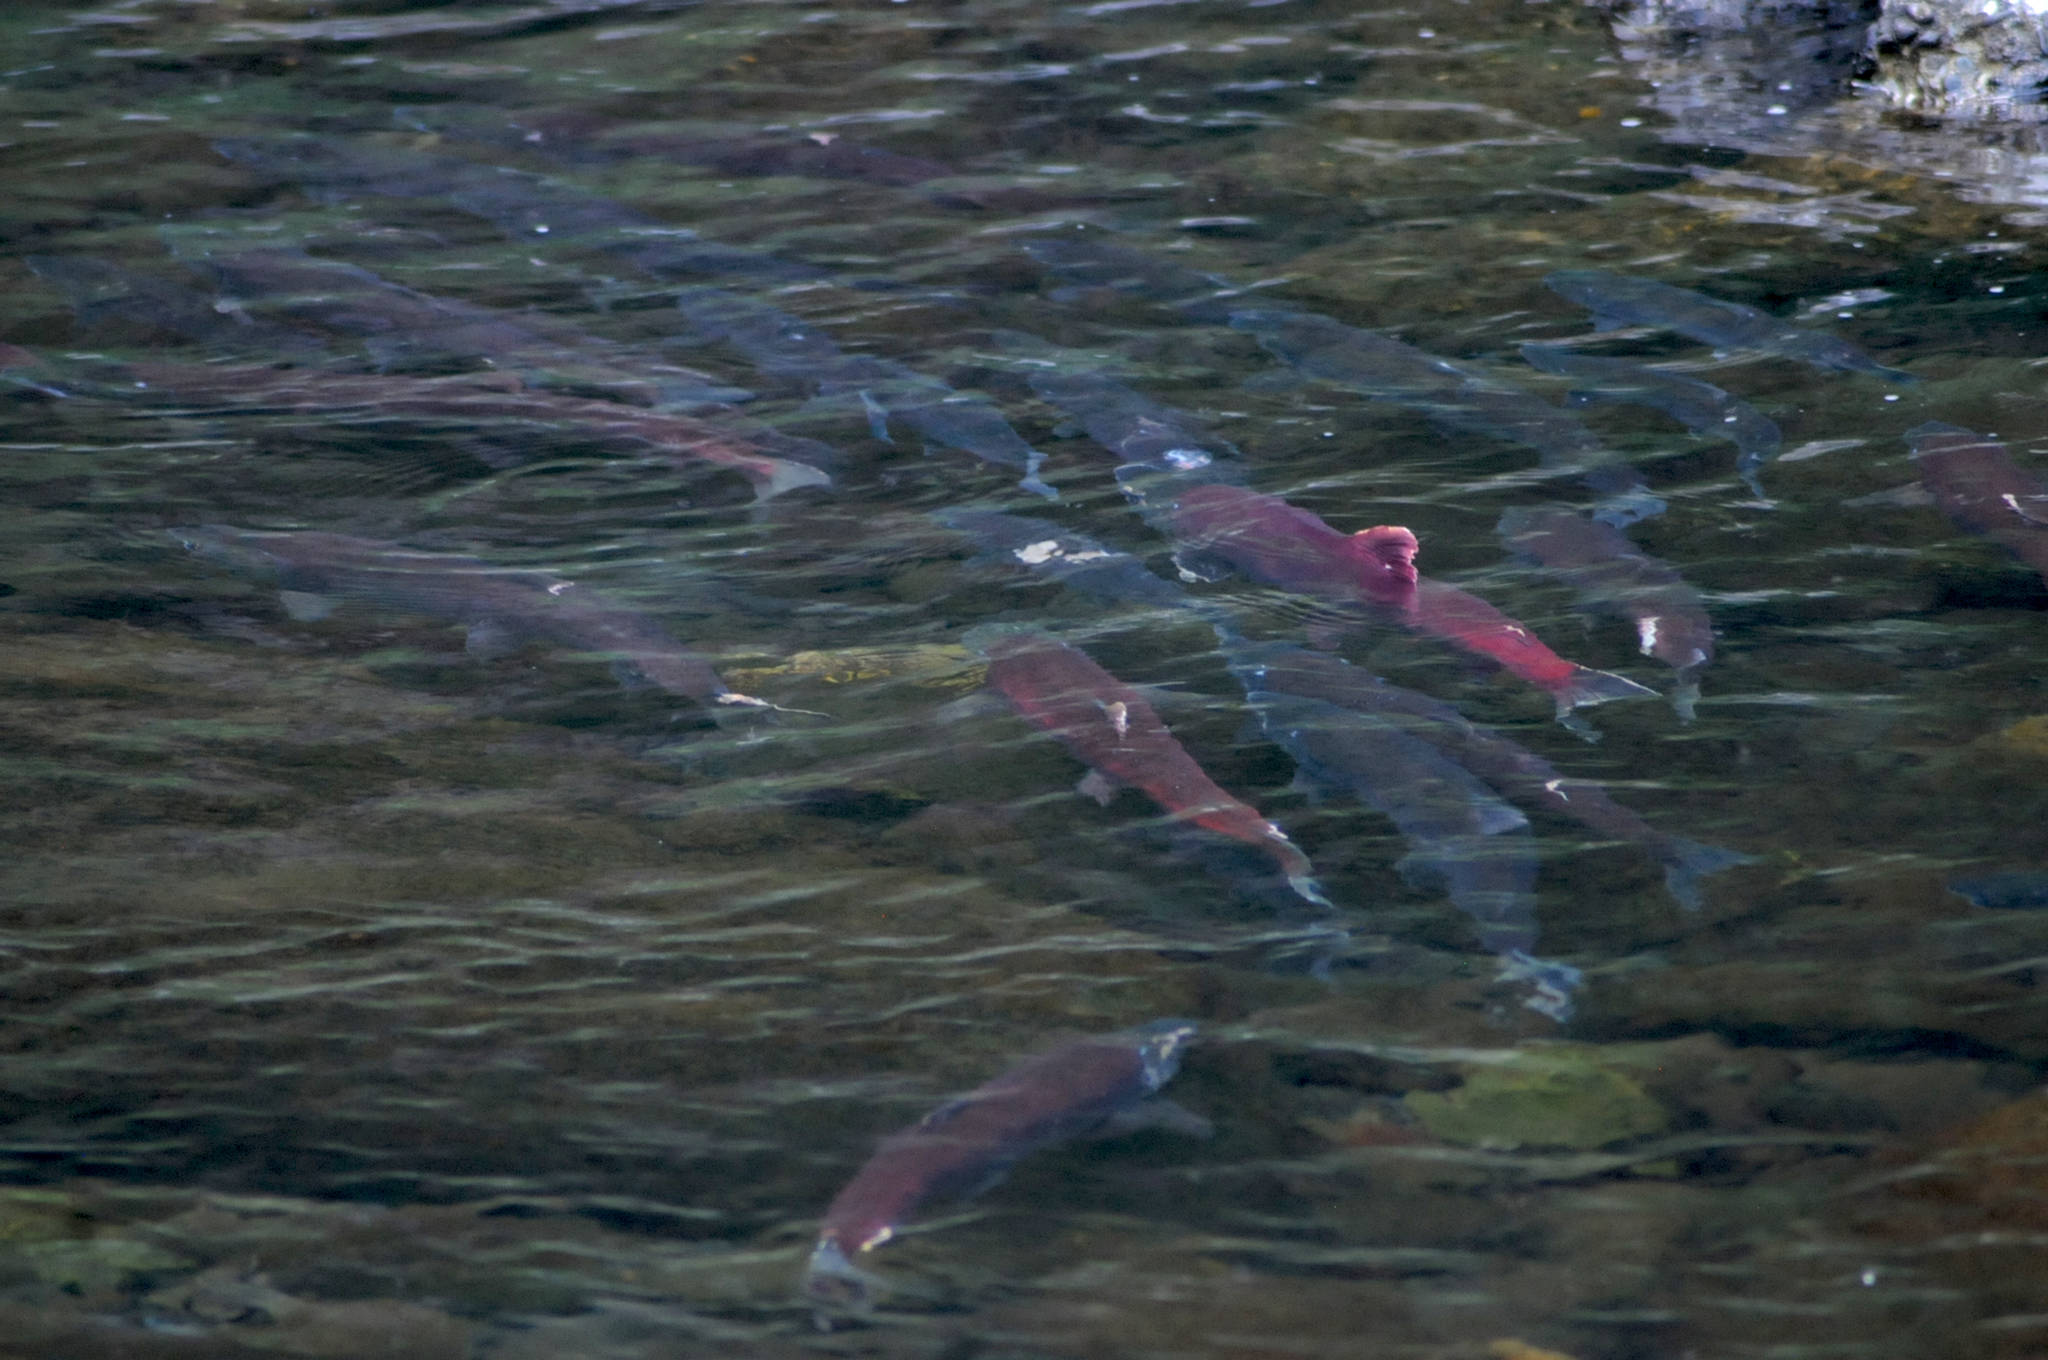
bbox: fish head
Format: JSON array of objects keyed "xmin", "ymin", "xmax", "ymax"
[{"xmin": 1344, "ymin": 525, "xmax": 1419, "ymax": 597}]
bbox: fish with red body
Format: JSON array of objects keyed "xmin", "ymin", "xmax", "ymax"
[
  {"xmin": 805, "ymin": 1020, "xmax": 1198, "ymax": 1305},
  {"xmin": 1496, "ymin": 504, "xmax": 1715, "ymax": 720},
  {"xmin": 1908, "ymin": 422, "xmax": 2048, "ymax": 586},
  {"xmin": 967, "ymin": 625, "xmax": 1328, "ymax": 907},
  {"xmin": 1143, "ymin": 480, "xmax": 1653, "ymax": 727}
]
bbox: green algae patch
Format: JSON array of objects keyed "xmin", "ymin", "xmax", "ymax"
[
  {"xmin": 1404, "ymin": 1045, "xmax": 1671, "ymax": 1151},
  {"xmin": 1994, "ymin": 715, "xmax": 2048, "ymax": 760},
  {"xmin": 19, "ymin": 1235, "xmax": 193, "ymax": 1295}
]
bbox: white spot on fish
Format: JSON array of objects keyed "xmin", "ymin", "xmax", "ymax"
[
  {"xmin": 1016, "ymin": 540, "xmax": 1116, "ymax": 565},
  {"xmin": 1637, "ymin": 615, "xmax": 1661, "ymax": 656},
  {"xmin": 1542, "ymin": 777, "xmax": 1569, "ymax": 802},
  {"xmin": 1164, "ymin": 447, "xmax": 1212, "ymax": 469},
  {"xmin": 547, "ymin": 582, "xmax": 574, "ymax": 596},
  {"xmin": 2001, "ymin": 492, "xmax": 2048, "ymax": 527},
  {"xmin": 1097, "ymin": 699, "xmax": 1130, "ymax": 739}
]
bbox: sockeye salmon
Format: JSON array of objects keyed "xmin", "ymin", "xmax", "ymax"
[
  {"xmin": 1907, "ymin": 422, "xmax": 2048, "ymax": 586},
  {"xmin": 1231, "ymin": 308, "xmax": 1664, "ymax": 527},
  {"xmin": 942, "ymin": 508, "xmax": 1745, "ymax": 911},
  {"xmin": 675, "ymin": 286, "xmax": 1054, "ymax": 500},
  {"xmin": 174, "ymin": 526, "xmax": 773, "ymax": 715},
  {"xmin": 1148, "ymin": 482, "xmax": 1654, "ymax": 727},
  {"xmin": 179, "ymin": 243, "xmax": 751, "ymax": 410},
  {"xmin": 805, "ymin": 1020, "xmax": 1198, "ymax": 1305},
  {"xmin": 1221, "ymin": 635, "xmax": 1749, "ymax": 910},
  {"xmin": 1520, "ymin": 343, "xmax": 1781, "ymax": 500},
  {"xmin": 966, "ymin": 625, "xmax": 1329, "ymax": 907},
  {"xmin": 118, "ymin": 358, "xmax": 830, "ymax": 502},
  {"xmin": 1496, "ymin": 504, "xmax": 1716, "ymax": 720},
  {"xmin": 214, "ymin": 136, "xmax": 834, "ymax": 286},
  {"xmin": 1544, "ymin": 270, "xmax": 1913, "ymax": 382}
]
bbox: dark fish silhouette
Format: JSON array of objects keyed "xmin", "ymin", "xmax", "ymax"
[
  {"xmin": 1024, "ymin": 366, "xmax": 1249, "ymax": 483},
  {"xmin": 1221, "ymin": 636, "xmax": 1748, "ymax": 910},
  {"xmin": 1948, "ymin": 871, "xmax": 2048, "ymax": 911},
  {"xmin": 181, "ymin": 244, "xmax": 750, "ymax": 409},
  {"xmin": 933, "ymin": 509, "xmax": 1189, "ymax": 612},
  {"xmin": 1232, "ymin": 309, "xmax": 1663, "ymax": 526},
  {"xmin": 1907, "ymin": 421, "xmax": 2048, "ymax": 586},
  {"xmin": 675, "ymin": 286, "xmax": 1053, "ymax": 498},
  {"xmin": 174, "ymin": 526, "xmax": 772, "ymax": 714},
  {"xmin": 1229, "ymin": 678, "xmax": 1577, "ymax": 1020},
  {"xmin": 966, "ymin": 625, "xmax": 1327, "ymax": 906},
  {"xmin": 1520, "ymin": 343, "xmax": 1781, "ymax": 499},
  {"xmin": 1020, "ymin": 232, "xmax": 1243, "ymax": 320},
  {"xmin": 112, "ymin": 358, "xmax": 830, "ymax": 501},
  {"xmin": 213, "ymin": 137, "xmax": 831, "ymax": 285},
  {"xmin": 805, "ymin": 1020, "xmax": 1199, "ymax": 1305},
  {"xmin": 25, "ymin": 255, "xmax": 330, "ymax": 360},
  {"xmin": 397, "ymin": 105, "xmax": 955, "ymax": 187},
  {"xmin": 1545, "ymin": 270, "xmax": 1913, "ymax": 382},
  {"xmin": 1496, "ymin": 504, "xmax": 1715, "ymax": 720}
]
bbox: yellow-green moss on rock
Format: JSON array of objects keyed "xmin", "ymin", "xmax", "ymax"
[{"xmin": 1404, "ymin": 1045, "xmax": 1672, "ymax": 1150}]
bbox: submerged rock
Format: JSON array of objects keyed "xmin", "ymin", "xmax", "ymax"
[
  {"xmin": 1994, "ymin": 713, "xmax": 2048, "ymax": 759},
  {"xmin": 1859, "ymin": 0, "xmax": 2048, "ymax": 117},
  {"xmin": 1403, "ymin": 1045, "xmax": 1671, "ymax": 1150}
]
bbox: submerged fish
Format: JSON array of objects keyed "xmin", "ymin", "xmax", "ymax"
[
  {"xmin": 1947, "ymin": 871, "xmax": 2048, "ymax": 911},
  {"xmin": 1906, "ymin": 422, "xmax": 2048, "ymax": 586},
  {"xmin": 116, "ymin": 358, "xmax": 829, "ymax": 501},
  {"xmin": 675, "ymin": 287, "xmax": 1053, "ymax": 499},
  {"xmin": 966, "ymin": 625, "xmax": 1328, "ymax": 906},
  {"xmin": 946, "ymin": 509, "xmax": 1743, "ymax": 911},
  {"xmin": 175, "ymin": 526, "xmax": 770, "ymax": 713},
  {"xmin": 1222, "ymin": 636, "xmax": 1747, "ymax": 910},
  {"xmin": 1544, "ymin": 271, "xmax": 1913, "ymax": 382},
  {"xmin": 1496, "ymin": 504, "xmax": 1715, "ymax": 720},
  {"xmin": 1520, "ymin": 343, "xmax": 1781, "ymax": 499},
  {"xmin": 804, "ymin": 1020, "xmax": 1198, "ymax": 1306},
  {"xmin": 1145, "ymin": 481, "xmax": 1654, "ymax": 727},
  {"xmin": 1020, "ymin": 232, "xmax": 1243, "ymax": 321},
  {"xmin": 398, "ymin": 104, "xmax": 955, "ymax": 187},
  {"xmin": 1231, "ymin": 309, "xmax": 1663, "ymax": 526},
  {"xmin": 933, "ymin": 509, "xmax": 1190, "ymax": 612},
  {"xmin": 1026, "ymin": 366, "xmax": 1248, "ymax": 483},
  {"xmin": 25, "ymin": 254, "xmax": 330, "ymax": 360},
  {"xmin": 1232, "ymin": 682, "xmax": 1576, "ymax": 1019},
  {"xmin": 181, "ymin": 244, "xmax": 749, "ymax": 409},
  {"xmin": 214, "ymin": 136, "xmax": 831, "ymax": 285}
]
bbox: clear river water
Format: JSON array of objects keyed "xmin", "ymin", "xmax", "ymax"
[{"xmin": 3, "ymin": 0, "xmax": 2048, "ymax": 1357}]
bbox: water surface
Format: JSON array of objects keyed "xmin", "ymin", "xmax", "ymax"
[{"xmin": 3, "ymin": 1, "xmax": 2048, "ymax": 1356}]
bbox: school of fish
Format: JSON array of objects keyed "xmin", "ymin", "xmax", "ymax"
[{"xmin": 18, "ymin": 103, "xmax": 2040, "ymax": 1320}]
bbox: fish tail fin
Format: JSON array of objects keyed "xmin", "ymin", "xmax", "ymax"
[
  {"xmin": 1660, "ymin": 838, "xmax": 1754, "ymax": 912},
  {"xmin": 1495, "ymin": 949, "xmax": 1583, "ymax": 1022},
  {"xmin": 756, "ymin": 457, "xmax": 834, "ymax": 501},
  {"xmin": 1017, "ymin": 454, "xmax": 1059, "ymax": 502},
  {"xmin": 803, "ymin": 1238, "xmax": 882, "ymax": 1317},
  {"xmin": 1556, "ymin": 666, "xmax": 1657, "ymax": 714},
  {"xmin": 1670, "ymin": 678, "xmax": 1701, "ymax": 724},
  {"xmin": 1286, "ymin": 872, "xmax": 1333, "ymax": 909},
  {"xmin": 1588, "ymin": 489, "xmax": 1667, "ymax": 527}
]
